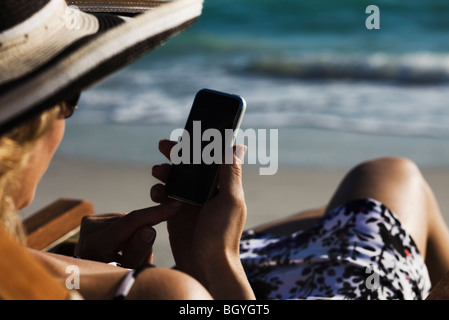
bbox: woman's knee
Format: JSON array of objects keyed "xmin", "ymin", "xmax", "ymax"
[
  {"xmin": 350, "ymin": 157, "xmax": 423, "ymax": 183},
  {"xmin": 328, "ymin": 156, "xmax": 427, "ymax": 214}
]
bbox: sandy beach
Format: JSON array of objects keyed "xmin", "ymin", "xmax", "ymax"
[{"xmin": 21, "ymin": 155, "xmax": 449, "ymax": 267}]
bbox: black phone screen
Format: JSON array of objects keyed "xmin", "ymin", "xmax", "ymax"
[{"xmin": 165, "ymin": 89, "xmax": 245, "ymax": 206}]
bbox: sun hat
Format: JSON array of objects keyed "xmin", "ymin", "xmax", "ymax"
[{"xmin": 0, "ymin": 0, "xmax": 203, "ymax": 135}]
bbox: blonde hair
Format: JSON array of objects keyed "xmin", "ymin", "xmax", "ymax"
[{"xmin": 0, "ymin": 106, "xmax": 61, "ymax": 243}]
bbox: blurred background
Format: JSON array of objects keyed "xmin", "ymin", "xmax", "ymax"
[
  {"xmin": 22, "ymin": 0, "xmax": 449, "ymax": 265},
  {"xmin": 58, "ymin": 0, "xmax": 449, "ymax": 168}
]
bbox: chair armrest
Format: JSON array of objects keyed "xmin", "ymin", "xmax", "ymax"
[{"xmin": 23, "ymin": 199, "xmax": 94, "ymax": 251}]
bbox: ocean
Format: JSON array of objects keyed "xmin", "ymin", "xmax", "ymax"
[{"xmin": 59, "ymin": 0, "xmax": 449, "ymax": 169}]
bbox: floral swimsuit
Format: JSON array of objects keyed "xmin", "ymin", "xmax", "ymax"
[{"xmin": 240, "ymin": 198, "xmax": 431, "ymax": 300}]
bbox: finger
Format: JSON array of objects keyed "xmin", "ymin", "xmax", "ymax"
[
  {"xmin": 78, "ymin": 213, "xmax": 126, "ymax": 240},
  {"xmin": 217, "ymin": 145, "xmax": 247, "ymax": 199},
  {"xmin": 120, "ymin": 226, "xmax": 156, "ymax": 268},
  {"xmin": 158, "ymin": 139, "xmax": 178, "ymax": 161},
  {"xmin": 219, "ymin": 145, "xmax": 246, "ymax": 187},
  {"xmin": 235, "ymin": 144, "xmax": 247, "ymax": 164},
  {"xmin": 152, "ymin": 163, "xmax": 172, "ymax": 182},
  {"xmin": 105, "ymin": 204, "xmax": 181, "ymax": 247},
  {"xmin": 150, "ymin": 183, "xmax": 169, "ymax": 203}
]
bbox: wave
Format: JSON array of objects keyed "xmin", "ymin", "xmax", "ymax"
[
  {"xmin": 243, "ymin": 113, "xmax": 449, "ymax": 139},
  {"xmin": 74, "ymin": 50, "xmax": 449, "ymax": 139},
  {"xmin": 240, "ymin": 53, "xmax": 449, "ymax": 85}
]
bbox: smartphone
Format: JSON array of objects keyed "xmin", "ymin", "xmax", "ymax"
[{"xmin": 165, "ymin": 88, "xmax": 246, "ymax": 206}]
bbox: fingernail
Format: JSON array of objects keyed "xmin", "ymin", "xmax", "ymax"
[{"xmin": 141, "ymin": 227, "xmax": 156, "ymax": 244}]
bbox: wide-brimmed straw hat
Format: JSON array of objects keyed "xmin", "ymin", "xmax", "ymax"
[{"xmin": 0, "ymin": 0, "xmax": 203, "ymax": 134}]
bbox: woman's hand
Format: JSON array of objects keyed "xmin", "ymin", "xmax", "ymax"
[
  {"xmin": 151, "ymin": 139, "xmax": 254, "ymax": 299},
  {"xmin": 75, "ymin": 205, "xmax": 178, "ymax": 269}
]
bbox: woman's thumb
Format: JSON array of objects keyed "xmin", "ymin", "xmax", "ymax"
[{"xmin": 218, "ymin": 144, "xmax": 247, "ymax": 193}]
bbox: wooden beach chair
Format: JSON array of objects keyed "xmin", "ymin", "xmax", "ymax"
[{"xmin": 23, "ymin": 198, "xmax": 94, "ymax": 253}]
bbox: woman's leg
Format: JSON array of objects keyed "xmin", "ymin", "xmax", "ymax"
[
  {"xmin": 251, "ymin": 156, "xmax": 433, "ymax": 239},
  {"xmin": 249, "ymin": 157, "xmax": 449, "ymax": 286},
  {"xmin": 326, "ymin": 157, "xmax": 449, "ymax": 286}
]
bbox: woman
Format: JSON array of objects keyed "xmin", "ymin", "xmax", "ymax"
[
  {"xmin": 0, "ymin": 0, "xmax": 249, "ymax": 300},
  {"xmin": 0, "ymin": 0, "xmax": 256, "ymax": 301},
  {"xmin": 1, "ymin": 0, "xmax": 448, "ymax": 300},
  {"xmin": 5, "ymin": 97, "xmax": 449, "ymax": 299},
  {"xmin": 57, "ymin": 128, "xmax": 449, "ymax": 300},
  {"xmin": 0, "ymin": 94, "xmax": 254, "ymax": 299}
]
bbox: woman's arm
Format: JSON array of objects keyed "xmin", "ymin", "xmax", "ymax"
[{"xmin": 29, "ymin": 249, "xmax": 213, "ymax": 300}]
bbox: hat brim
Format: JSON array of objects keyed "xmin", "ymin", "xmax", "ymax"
[{"xmin": 0, "ymin": 0, "xmax": 203, "ymax": 135}]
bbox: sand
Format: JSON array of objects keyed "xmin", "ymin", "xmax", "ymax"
[{"xmin": 21, "ymin": 155, "xmax": 449, "ymax": 267}]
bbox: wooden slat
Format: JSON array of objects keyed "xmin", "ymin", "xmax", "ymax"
[{"xmin": 23, "ymin": 199, "xmax": 94, "ymax": 251}]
